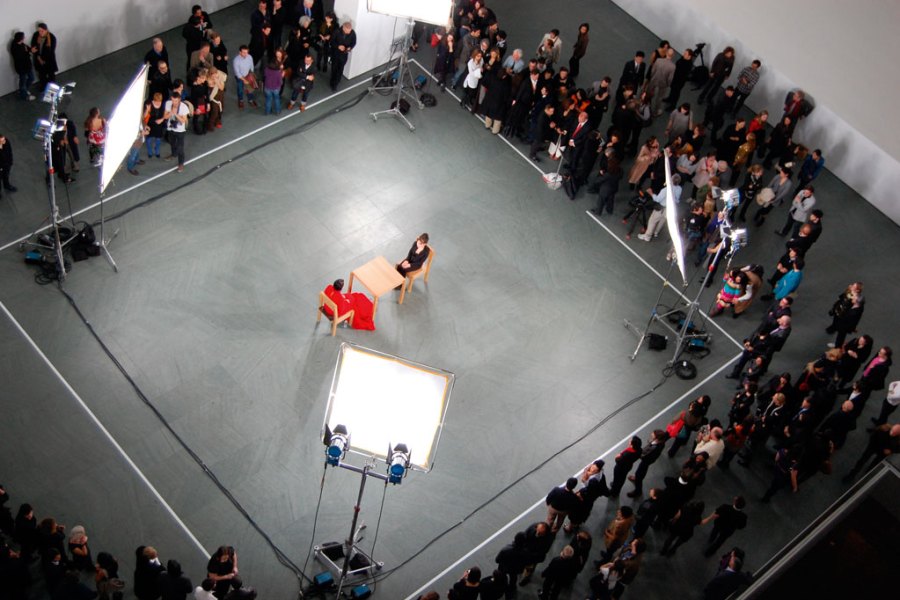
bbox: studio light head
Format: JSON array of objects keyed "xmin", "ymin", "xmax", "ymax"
[
  {"xmin": 720, "ymin": 188, "xmax": 741, "ymax": 212},
  {"xmin": 32, "ymin": 118, "xmax": 68, "ymax": 141},
  {"xmin": 729, "ymin": 228, "xmax": 749, "ymax": 252},
  {"xmin": 324, "ymin": 424, "xmax": 350, "ymax": 466},
  {"xmin": 41, "ymin": 82, "xmax": 76, "ymax": 105},
  {"xmin": 387, "ymin": 443, "xmax": 411, "ymax": 484}
]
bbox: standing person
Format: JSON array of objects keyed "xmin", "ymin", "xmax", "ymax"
[
  {"xmin": 599, "ymin": 507, "xmax": 634, "ymax": 562},
  {"xmin": 494, "ymin": 532, "xmax": 529, "ymax": 599},
  {"xmin": 448, "ymin": 567, "xmax": 481, "ymax": 600},
  {"xmin": 608, "ymin": 436, "xmax": 643, "ymax": 497},
  {"xmin": 664, "ymin": 47, "xmax": 694, "ymax": 110},
  {"xmin": 760, "ymin": 445, "xmax": 800, "ymax": 502},
  {"xmin": 871, "ymin": 381, "xmax": 900, "ymax": 428},
  {"xmin": 646, "ymin": 48, "xmax": 676, "ymax": 117},
  {"xmin": 858, "ymin": 346, "xmax": 893, "ymax": 399},
  {"xmin": 626, "ymin": 430, "xmax": 669, "ymax": 498},
  {"xmin": 460, "ymin": 49, "xmax": 484, "ymax": 111},
  {"xmin": 433, "ymin": 32, "xmax": 457, "ymax": 89},
  {"xmin": 329, "ymin": 21, "xmax": 356, "ymax": 91},
  {"xmin": 535, "ymin": 29, "xmax": 562, "ymax": 68},
  {"xmin": 795, "ymin": 149, "xmax": 825, "ymax": 193},
  {"xmin": 703, "ymin": 86, "xmax": 737, "ymax": 143},
  {"xmin": 316, "ymin": 12, "xmax": 337, "ymax": 73},
  {"xmin": 544, "ymin": 478, "xmax": 578, "ymax": 533},
  {"xmin": 0, "ymin": 135, "xmax": 17, "ymax": 195},
  {"xmin": 263, "ymin": 48, "xmax": 285, "ymax": 115},
  {"xmin": 158, "ymin": 559, "xmax": 192, "ymax": 600},
  {"xmin": 30, "ymin": 23, "xmax": 58, "ymax": 87},
  {"xmin": 84, "ymin": 108, "xmax": 107, "ymax": 168},
  {"xmin": 701, "ymin": 496, "xmax": 747, "ymax": 556},
  {"xmin": 703, "ymin": 550, "xmax": 752, "ymax": 600},
  {"xmin": 233, "ymin": 45, "xmax": 258, "ymax": 109},
  {"xmin": 164, "ymin": 92, "xmax": 189, "ymax": 173},
  {"xmin": 518, "ymin": 522, "xmax": 554, "ymax": 586},
  {"xmin": 752, "ymin": 166, "xmax": 793, "ymax": 226},
  {"xmin": 827, "ymin": 282, "xmax": 865, "ymax": 347},
  {"xmin": 660, "ymin": 501, "xmax": 704, "ymax": 556},
  {"xmin": 617, "ymin": 51, "xmax": 646, "ymax": 96},
  {"xmin": 10, "ymin": 32, "xmax": 35, "ymax": 100},
  {"xmin": 668, "ymin": 396, "xmax": 711, "ymax": 457},
  {"xmin": 697, "ymin": 46, "xmax": 735, "ymax": 104},
  {"xmin": 731, "ymin": 60, "xmax": 761, "ymax": 115},
  {"xmin": 842, "ymin": 423, "xmax": 900, "ymax": 482},
  {"xmin": 568, "ymin": 23, "xmax": 589, "ymax": 80},
  {"xmin": 776, "ymin": 187, "xmax": 816, "ymax": 237},
  {"xmin": 144, "ymin": 94, "xmax": 167, "ymax": 158},
  {"xmin": 563, "ymin": 459, "xmax": 609, "ymax": 533},
  {"xmin": 145, "ymin": 38, "xmax": 169, "ymax": 80},
  {"xmin": 134, "ymin": 546, "xmax": 165, "ymax": 600},
  {"xmin": 539, "ymin": 546, "xmax": 579, "ymax": 600}
]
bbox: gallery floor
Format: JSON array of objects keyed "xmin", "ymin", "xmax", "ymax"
[{"xmin": 1, "ymin": 1, "xmax": 898, "ymax": 599}]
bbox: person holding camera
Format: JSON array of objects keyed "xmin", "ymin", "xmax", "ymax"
[
  {"xmin": 164, "ymin": 92, "xmax": 190, "ymax": 172},
  {"xmin": 826, "ymin": 282, "xmax": 865, "ymax": 347}
]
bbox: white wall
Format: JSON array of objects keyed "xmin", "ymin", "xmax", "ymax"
[
  {"xmin": 612, "ymin": 0, "xmax": 900, "ymax": 225},
  {"xmin": 2, "ymin": 0, "xmax": 243, "ymax": 96}
]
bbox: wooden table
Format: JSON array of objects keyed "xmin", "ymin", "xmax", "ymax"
[{"xmin": 348, "ymin": 256, "xmax": 405, "ymax": 320}]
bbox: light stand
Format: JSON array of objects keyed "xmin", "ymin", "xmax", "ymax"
[
  {"xmin": 369, "ymin": 18, "xmax": 424, "ymax": 131},
  {"xmin": 30, "ymin": 83, "xmax": 77, "ymax": 281},
  {"xmin": 626, "ymin": 197, "xmax": 746, "ymax": 368},
  {"xmin": 96, "ymin": 185, "xmax": 120, "ymax": 272}
]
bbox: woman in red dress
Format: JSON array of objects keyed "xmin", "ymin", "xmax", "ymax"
[{"xmin": 323, "ymin": 279, "xmax": 375, "ymax": 330}]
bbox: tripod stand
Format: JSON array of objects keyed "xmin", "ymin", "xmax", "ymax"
[
  {"xmin": 625, "ymin": 243, "xmax": 725, "ymax": 365},
  {"xmin": 369, "ymin": 18, "xmax": 424, "ymax": 131}
]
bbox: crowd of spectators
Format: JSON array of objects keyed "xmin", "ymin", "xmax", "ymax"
[{"xmin": 5, "ymin": 2, "xmax": 898, "ymax": 599}]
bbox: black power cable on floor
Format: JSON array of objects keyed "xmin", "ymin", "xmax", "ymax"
[
  {"xmin": 92, "ymin": 89, "xmax": 370, "ymax": 228},
  {"xmin": 55, "ymin": 283, "xmax": 313, "ymax": 590},
  {"xmin": 356, "ymin": 372, "xmax": 670, "ymax": 587},
  {"xmin": 45, "ymin": 82, "xmax": 687, "ymax": 594}
]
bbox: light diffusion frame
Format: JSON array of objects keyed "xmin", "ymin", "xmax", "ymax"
[
  {"xmin": 322, "ymin": 343, "xmax": 454, "ymax": 472},
  {"xmin": 100, "ymin": 63, "xmax": 149, "ymax": 194},
  {"xmin": 367, "ymin": 0, "xmax": 454, "ymax": 26}
]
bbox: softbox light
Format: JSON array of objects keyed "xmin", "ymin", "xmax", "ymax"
[
  {"xmin": 367, "ymin": 0, "xmax": 453, "ymax": 26},
  {"xmin": 100, "ymin": 63, "xmax": 149, "ymax": 194},
  {"xmin": 322, "ymin": 343, "xmax": 454, "ymax": 472}
]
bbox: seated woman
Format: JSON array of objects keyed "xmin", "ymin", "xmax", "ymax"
[
  {"xmin": 396, "ymin": 233, "xmax": 431, "ymax": 277},
  {"xmin": 323, "ymin": 279, "xmax": 375, "ymax": 331}
]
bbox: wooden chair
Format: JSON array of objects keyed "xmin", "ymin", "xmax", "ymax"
[
  {"xmin": 316, "ymin": 292, "xmax": 354, "ymax": 336},
  {"xmin": 398, "ymin": 245, "xmax": 435, "ymax": 305}
]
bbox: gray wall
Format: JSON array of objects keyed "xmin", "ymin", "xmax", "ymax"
[
  {"xmin": 3, "ymin": 0, "xmax": 243, "ymax": 93},
  {"xmin": 612, "ymin": 0, "xmax": 900, "ymax": 225}
]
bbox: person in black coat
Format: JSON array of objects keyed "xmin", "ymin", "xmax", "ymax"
[
  {"xmin": 859, "ymin": 347, "xmax": 893, "ymax": 395},
  {"xmin": 158, "ymin": 559, "xmax": 192, "ymax": 600},
  {"xmin": 481, "ymin": 68, "xmax": 511, "ymax": 134},
  {"xmin": 31, "ymin": 24, "xmax": 58, "ymax": 86},
  {"xmin": 447, "ymin": 567, "xmax": 480, "ymax": 600},
  {"xmin": 519, "ymin": 522, "xmax": 555, "ymax": 585},
  {"xmin": 589, "ymin": 158, "xmax": 623, "ymax": 216},
  {"xmin": 626, "ymin": 429, "xmax": 669, "ymax": 497},
  {"xmin": 529, "ymin": 103, "xmax": 559, "ymax": 162},
  {"xmin": 703, "ymin": 550, "xmax": 752, "ymax": 600},
  {"xmin": 249, "ymin": 22, "xmax": 274, "ymax": 69},
  {"xmin": 564, "ymin": 460, "xmax": 609, "ymax": 533},
  {"xmin": 836, "ymin": 335, "xmax": 873, "ymax": 387},
  {"xmin": 477, "ymin": 569, "xmax": 508, "ymax": 600},
  {"xmin": 701, "ymin": 497, "xmax": 748, "ymax": 556},
  {"xmin": 697, "ymin": 46, "xmax": 735, "ymax": 104},
  {"xmin": 664, "ymin": 48, "xmax": 694, "ymax": 110},
  {"xmin": 10, "ymin": 32, "xmax": 35, "ymax": 100},
  {"xmin": 617, "ymin": 51, "xmax": 646, "ymax": 94},
  {"xmin": 182, "ymin": 16, "xmax": 205, "ymax": 77},
  {"xmin": 539, "ymin": 546, "xmax": 579, "ymax": 600},
  {"xmin": 329, "ymin": 21, "xmax": 356, "ymax": 91},
  {"xmin": 134, "ymin": 546, "xmax": 165, "ymax": 600},
  {"xmin": 144, "ymin": 38, "xmax": 170, "ymax": 80},
  {"xmin": 609, "ymin": 436, "xmax": 642, "ymax": 497},
  {"xmin": 826, "ymin": 283, "xmax": 865, "ymax": 347},
  {"xmin": 544, "ymin": 478, "xmax": 579, "ymax": 533},
  {"xmin": 495, "ymin": 532, "xmax": 529, "ymax": 598},
  {"xmin": 0, "ymin": 134, "xmax": 16, "ymax": 194},
  {"xmin": 703, "ymin": 86, "xmax": 737, "ymax": 142}
]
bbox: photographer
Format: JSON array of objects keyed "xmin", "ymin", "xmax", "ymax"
[
  {"xmin": 826, "ymin": 282, "xmax": 865, "ymax": 347},
  {"xmin": 164, "ymin": 92, "xmax": 190, "ymax": 172}
]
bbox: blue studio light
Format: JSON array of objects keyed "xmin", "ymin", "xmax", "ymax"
[
  {"xmin": 326, "ymin": 424, "xmax": 349, "ymax": 466},
  {"xmin": 387, "ymin": 443, "xmax": 410, "ymax": 484}
]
